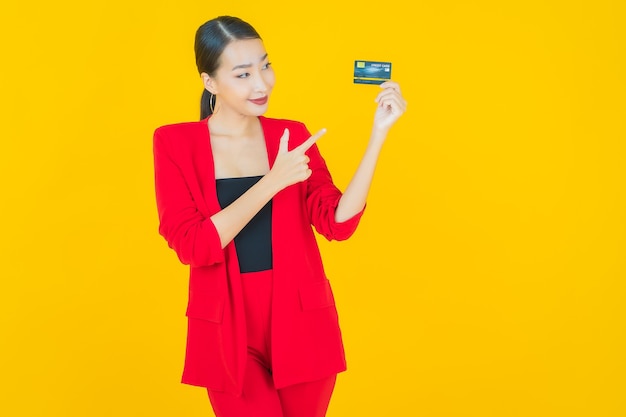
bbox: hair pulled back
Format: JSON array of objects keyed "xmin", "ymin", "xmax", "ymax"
[{"xmin": 195, "ymin": 16, "xmax": 261, "ymax": 119}]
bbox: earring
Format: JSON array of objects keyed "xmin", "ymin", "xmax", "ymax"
[{"xmin": 210, "ymin": 93, "xmax": 215, "ymax": 114}]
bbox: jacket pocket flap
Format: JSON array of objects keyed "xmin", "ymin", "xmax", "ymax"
[
  {"xmin": 299, "ymin": 279, "xmax": 336, "ymax": 311},
  {"xmin": 186, "ymin": 291, "xmax": 224, "ymax": 323}
]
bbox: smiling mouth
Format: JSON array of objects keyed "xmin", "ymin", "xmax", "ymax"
[{"xmin": 249, "ymin": 96, "xmax": 268, "ymax": 105}]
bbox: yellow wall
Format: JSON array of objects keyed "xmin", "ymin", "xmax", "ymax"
[{"xmin": 1, "ymin": 1, "xmax": 624, "ymax": 416}]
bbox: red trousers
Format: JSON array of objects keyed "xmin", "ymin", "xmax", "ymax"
[{"xmin": 207, "ymin": 269, "xmax": 337, "ymax": 417}]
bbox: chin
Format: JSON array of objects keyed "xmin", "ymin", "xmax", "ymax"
[{"xmin": 246, "ymin": 104, "xmax": 269, "ymax": 117}]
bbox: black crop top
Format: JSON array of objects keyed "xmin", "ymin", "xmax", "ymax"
[{"xmin": 215, "ymin": 175, "xmax": 272, "ymax": 272}]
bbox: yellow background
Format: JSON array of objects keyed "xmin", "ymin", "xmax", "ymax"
[{"xmin": 1, "ymin": 1, "xmax": 624, "ymax": 416}]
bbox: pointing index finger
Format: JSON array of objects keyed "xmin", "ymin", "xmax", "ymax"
[{"xmin": 296, "ymin": 128, "xmax": 327, "ymax": 153}]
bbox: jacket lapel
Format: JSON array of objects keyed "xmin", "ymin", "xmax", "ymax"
[
  {"xmin": 198, "ymin": 117, "xmax": 222, "ymax": 216},
  {"xmin": 260, "ymin": 116, "xmax": 280, "ymax": 169}
]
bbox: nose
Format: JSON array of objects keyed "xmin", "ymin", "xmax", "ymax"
[{"xmin": 254, "ymin": 72, "xmax": 269, "ymax": 93}]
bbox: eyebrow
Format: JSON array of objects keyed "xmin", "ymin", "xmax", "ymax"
[{"xmin": 231, "ymin": 53, "xmax": 269, "ymax": 71}]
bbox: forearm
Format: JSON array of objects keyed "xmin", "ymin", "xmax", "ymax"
[
  {"xmin": 335, "ymin": 128, "xmax": 388, "ymax": 223},
  {"xmin": 210, "ymin": 175, "xmax": 280, "ymax": 248}
]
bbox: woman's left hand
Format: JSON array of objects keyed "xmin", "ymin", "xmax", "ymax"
[{"xmin": 373, "ymin": 81, "xmax": 407, "ymax": 133}]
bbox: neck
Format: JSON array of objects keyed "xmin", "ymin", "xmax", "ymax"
[{"xmin": 208, "ymin": 109, "xmax": 260, "ymax": 139}]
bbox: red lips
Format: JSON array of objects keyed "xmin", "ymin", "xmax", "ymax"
[{"xmin": 249, "ymin": 96, "xmax": 268, "ymax": 105}]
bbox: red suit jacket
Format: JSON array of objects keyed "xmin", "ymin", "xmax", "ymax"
[{"xmin": 153, "ymin": 116, "xmax": 365, "ymax": 395}]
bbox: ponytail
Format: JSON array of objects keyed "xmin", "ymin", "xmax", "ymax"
[{"xmin": 200, "ymin": 89, "xmax": 216, "ymax": 120}]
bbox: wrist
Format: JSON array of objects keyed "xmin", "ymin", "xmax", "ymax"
[
  {"xmin": 259, "ymin": 171, "xmax": 281, "ymax": 197},
  {"xmin": 369, "ymin": 127, "xmax": 389, "ymax": 146}
]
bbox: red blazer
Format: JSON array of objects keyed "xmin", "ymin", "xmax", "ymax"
[{"xmin": 153, "ymin": 116, "xmax": 365, "ymax": 395}]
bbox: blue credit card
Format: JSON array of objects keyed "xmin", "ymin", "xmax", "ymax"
[{"xmin": 354, "ymin": 60, "xmax": 392, "ymax": 85}]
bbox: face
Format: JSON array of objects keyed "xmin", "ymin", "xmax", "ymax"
[{"xmin": 203, "ymin": 38, "xmax": 275, "ymax": 117}]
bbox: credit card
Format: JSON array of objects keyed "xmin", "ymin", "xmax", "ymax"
[{"xmin": 354, "ymin": 60, "xmax": 392, "ymax": 85}]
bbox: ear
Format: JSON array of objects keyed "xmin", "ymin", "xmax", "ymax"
[{"xmin": 201, "ymin": 72, "xmax": 218, "ymax": 95}]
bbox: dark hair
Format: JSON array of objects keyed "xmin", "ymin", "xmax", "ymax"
[{"xmin": 195, "ymin": 16, "xmax": 262, "ymax": 119}]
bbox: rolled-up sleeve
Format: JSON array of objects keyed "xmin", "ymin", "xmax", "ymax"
[
  {"xmin": 301, "ymin": 124, "xmax": 365, "ymax": 241},
  {"xmin": 153, "ymin": 128, "xmax": 224, "ymax": 267}
]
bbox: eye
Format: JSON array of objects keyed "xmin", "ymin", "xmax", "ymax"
[
  {"xmin": 262, "ymin": 62, "xmax": 272, "ymax": 70},
  {"xmin": 237, "ymin": 72, "xmax": 250, "ymax": 79}
]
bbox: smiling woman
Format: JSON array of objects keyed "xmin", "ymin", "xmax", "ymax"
[
  {"xmin": 152, "ymin": 15, "xmax": 406, "ymax": 417},
  {"xmin": 197, "ymin": 23, "xmax": 275, "ymax": 119}
]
